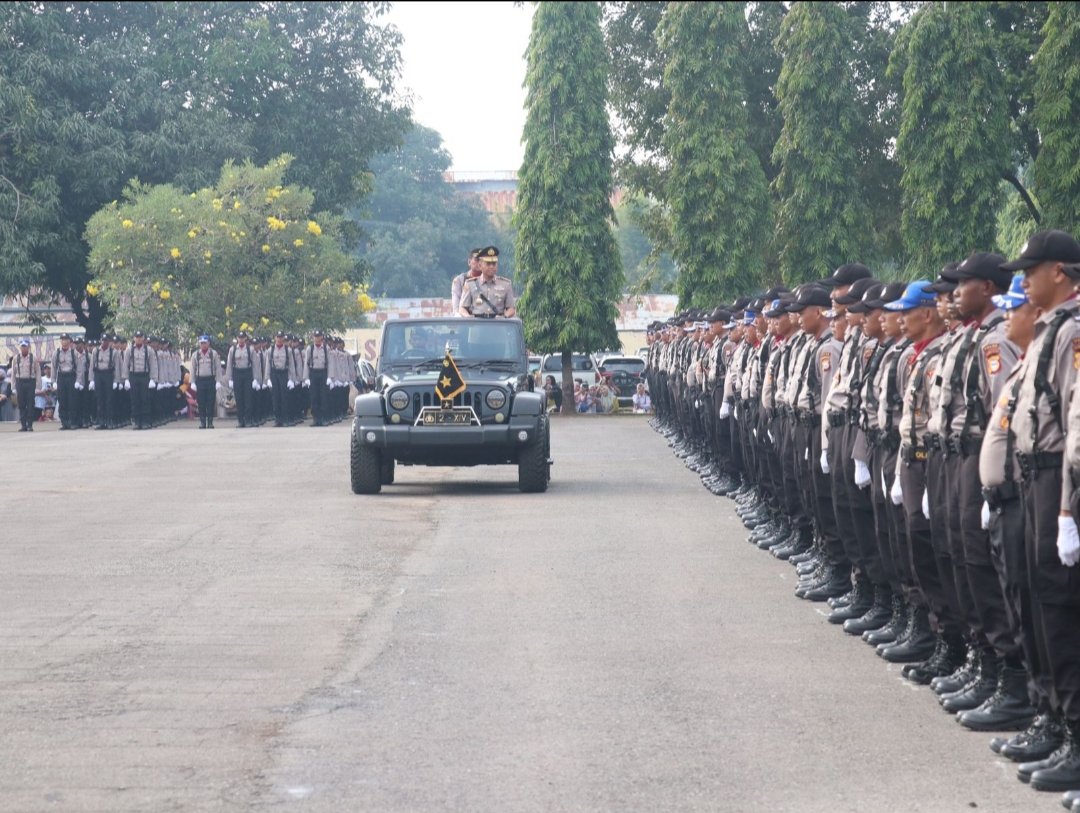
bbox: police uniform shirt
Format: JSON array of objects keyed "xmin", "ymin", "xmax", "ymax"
[
  {"xmin": 1012, "ymin": 299, "xmax": 1080, "ymax": 459},
  {"xmin": 127, "ymin": 343, "xmax": 158, "ymax": 378},
  {"xmin": 927, "ymin": 325, "xmax": 970, "ymax": 437},
  {"xmin": 874, "ymin": 340, "xmax": 909, "ymax": 433},
  {"xmin": 305, "ymin": 342, "xmax": 329, "ymax": 374},
  {"xmin": 190, "ymin": 347, "xmax": 221, "ymax": 379},
  {"xmin": 857, "ymin": 337, "xmax": 894, "ymax": 433},
  {"xmin": 459, "ymin": 276, "xmax": 516, "ymax": 317},
  {"xmin": 89, "ymin": 346, "xmax": 118, "ymax": 384},
  {"xmin": 963, "ymin": 310, "xmax": 1019, "ymax": 438},
  {"xmin": 226, "ymin": 343, "xmax": 255, "ymax": 382},
  {"xmin": 897, "ymin": 332, "xmax": 949, "ymax": 455},
  {"xmin": 797, "ymin": 333, "xmax": 841, "ymax": 416},
  {"xmin": 821, "ymin": 329, "xmax": 864, "ymax": 452},
  {"xmin": 979, "ymin": 362, "xmax": 1025, "ymax": 489},
  {"xmin": 52, "ymin": 346, "xmax": 83, "ymax": 379},
  {"xmin": 12, "ymin": 351, "xmax": 39, "ymax": 384},
  {"xmin": 451, "ymin": 272, "xmax": 478, "ymax": 314},
  {"xmin": 268, "ymin": 344, "xmax": 293, "ymax": 380}
]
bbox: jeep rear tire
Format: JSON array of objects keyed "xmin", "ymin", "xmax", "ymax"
[
  {"xmin": 380, "ymin": 456, "xmax": 396, "ymax": 485},
  {"xmin": 518, "ymin": 416, "xmax": 550, "ymax": 493},
  {"xmin": 351, "ymin": 434, "xmax": 383, "ymax": 494}
]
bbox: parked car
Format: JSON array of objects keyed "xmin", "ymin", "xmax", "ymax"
[
  {"xmin": 598, "ymin": 356, "xmax": 646, "ymax": 408},
  {"xmin": 539, "ymin": 352, "xmax": 601, "ymax": 386},
  {"xmin": 528, "ymin": 355, "xmax": 542, "ymax": 386}
]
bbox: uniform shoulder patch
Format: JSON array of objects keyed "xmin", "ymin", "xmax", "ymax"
[
  {"xmin": 820, "ymin": 350, "xmax": 832, "ymax": 372},
  {"xmin": 983, "ymin": 342, "xmax": 1002, "ymax": 375},
  {"xmin": 1073, "ymin": 337, "xmax": 1080, "ymax": 370},
  {"xmin": 862, "ymin": 345, "xmax": 875, "ymax": 364}
]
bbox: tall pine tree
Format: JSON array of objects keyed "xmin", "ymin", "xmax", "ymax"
[
  {"xmin": 515, "ymin": 2, "xmax": 623, "ymax": 403},
  {"xmin": 892, "ymin": 3, "xmax": 1011, "ymax": 270},
  {"xmin": 1033, "ymin": 2, "xmax": 1080, "ymax": 233},
  {"xmin": 771, "ymin": 2, "xmax": 875, "ymax": 285},
  {"xmin": 660, "ymin": 2, "xmax": 772, "ymax": 308}
]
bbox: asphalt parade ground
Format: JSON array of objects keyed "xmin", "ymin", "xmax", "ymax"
[{"xmin": 0, "ymin": 416, "xmax": 1049, "ymax": 812}]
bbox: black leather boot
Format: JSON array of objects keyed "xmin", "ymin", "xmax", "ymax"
[
  {"xmin": 1062, "ymin": 789, "xmax": 1080, "ymax": 810},
  {"xmin": 880, "ymin": 607, "xmax": 936, "ymax": 662},
  {"xmin": 1020, "ymin": 715, "xmax": 1073, "ymax": 783},
  {"xmin": 828, "ymin": 578, "xmax": 874, "ymax": 624},
  {"xmin": 932, "ymin": 641, "xmax": 977, "ymax": 695},
  {"xmin": 1003, "ymin": 713, "xmax": 1065, "ymax": 763},
  {"xmin": 957, "ymin": 661, "xmax": 1037, "ymax": 732},
  {"xmin": 905, "ymin": 631, "xmax": 966, "ymax": 685},
  {"xmin": 802, "ymin": 567, "xmax": 852, "ymax": 602},
  {"xmin": 1031, "ymin": 719, "xmax": 1080, "ymax": 791},
  {"xmin": 844, "ymin": 586, "xmax": 893, "ymax": 635},
  {"xmin": 863, "ymin": 596, "xmax": 906, "ymax": 645},
  {"xmin": 942, "ymin": 649, "xmax": 1000, "ymax": 713}
]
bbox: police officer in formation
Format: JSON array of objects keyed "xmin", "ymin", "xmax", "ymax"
[{"xmin": 646, "ymin": 230, "xmax": 1080, "ymax": 809}]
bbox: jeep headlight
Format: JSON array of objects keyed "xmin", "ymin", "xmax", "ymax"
[
  {"xmin": 388, "ymin": 389, "xmax": 410, "ymax": 411},
  {"xmin": 485, "ymin": 389, "xmax": 506, "ymax": 410}
]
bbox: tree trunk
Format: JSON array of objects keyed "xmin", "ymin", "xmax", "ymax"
[{"xmin": 560, "ymin": 349, "xmax": 576, "ymax": 417}]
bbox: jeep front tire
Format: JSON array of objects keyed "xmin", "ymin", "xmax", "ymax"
[
  {"xmin": 517, "ymin": 415, "xmax": 550, "ymax": 493},
  {"xmin": 351, "ymin": 434, "xmax": 383, "ymax": 494}
]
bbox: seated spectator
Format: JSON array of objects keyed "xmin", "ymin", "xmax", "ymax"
[
  {"xmin": 0, "ymin": 368, "xmax": 13, "ymax": 422},
  {"xmin": 595, "ymin": 382, "xmax": 616, "ymax": 414},
  {"xmin": 632, "ymin": 382, "xmax": 652, "ymax": 414},
  {"xmin": 35, "ymin": 363, "xmax": 55, "ymax": 422},
  {"xmin": 543, "ymin": 375, "xmax": 562, "ymax": 413},
  {"xmin": 576, "ymin": 385, "xmax": 595, "ymax": 413}
]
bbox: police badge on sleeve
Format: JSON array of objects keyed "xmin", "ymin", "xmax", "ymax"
[{"xmin": 983, "ymin": 343, "xmax": 1001, "ymax": 375}]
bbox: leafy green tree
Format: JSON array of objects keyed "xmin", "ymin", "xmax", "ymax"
[
  {"xmin": 892, "ymin": 3, "xmax": 1012, "ymax": 271},
  {"xmin": 0, "ymin": 2, "xmax": 408, "ymax": 336},
  {"xmin": 1033, "ymin": 1, "xmax": 1080, "ymax": 233},
  {"xmin": 357, "ymin": 125, "xmax": 510, "ymax": 298},
  {"xmin": 615, "ymin": 198, "xmax": 677, "ymax": 294},
  {"xmin": 743, "ymin": 2, "xmax": 787, "ymax": 183},
  {"xmin": 85, "ymin": 157, "xmax": 372, "ymax": 344},
  {"xmin": 660, "ymin": 2, "xmax": 772, "ymax": 307},
  {"xmin": 771, "ymin": 2, "xmax": 877, "ymax": 284},
  {"xmin": 515, "ymin": 1, "xmax": 623, "ymax": 403}
]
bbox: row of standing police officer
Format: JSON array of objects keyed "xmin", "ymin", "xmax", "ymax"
[{"xmin": 645, "ymin": 231, "xmax": 1080, "ymax": 809}]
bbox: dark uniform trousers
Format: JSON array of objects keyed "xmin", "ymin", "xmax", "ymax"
[
  {"xmin": 309, "ymin": 368, "xmax": 328, "ymax": 423},
  {"xmin": 195, "ymin": 376, "xmax": 216, "ymax": 426},
  {"xmin": 56, "ymin": 372, "xmax": 76, "ymax": 428},
  {"xmin": 1023, "ymin": 464, "xmax": 1080, "ymax": 722},
  {"xmin": 233, "ymin": 367, "xmax": 254, "ymax": 426},
  {"xmin": 867, "ymin": 441, "xmax": 901, "ymax": 594},
  {"xmin": 94, "ymin": 369, "xmax": 114, "ymax": 428},
  {"xmin": 988, "ymin": 490, "xmax": 1043, "ymax": 706},
  {"xmin": 942, "ymin": 450, "xmax": 980, "ymax": 635},
  {"xmin": 812, "ymin": 417, "xmax": 848, "ymax": 568},
  {"xmin": 15, "ymin": 377, "xmax": 36, "ymax": 428},
  {"xmin": 958, "ymin": 445, "xmax": 1011, "ymax": 651},
  {"xmin": 129, "ymin": 372, "xmax": 151, "ymax": 428},
  {"xmin": 792, "ymin": 420, "xmax": 816, "ymax": 545},
  {"xmin": 827, "ymin": 420, "xmax": 863, "ymax": 571},
  {"xmin": 876, "ymin": 438, "xmax": 912, "ymax": 598},
  {"xmin": 840, "ymin": 422, "xmax": 885, "ymax": 586},
  {"xmin": 925, "ymin": 446, "xmax": 962, "ymax": 631},
  {"xmin": 270, "ymin": 369, "xmax": 290, "ymax": 425},
  {"xmin": 900, "ymin": 455, "xmax": 943, "ymax": 624},
  {"xmin": 779, "ymin": 414, "xmax": 811, "ymax": 541}
]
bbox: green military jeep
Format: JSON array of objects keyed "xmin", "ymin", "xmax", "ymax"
[{"xmin": 350, "ymin": 318, "xmax": 551, "ymax": 493}]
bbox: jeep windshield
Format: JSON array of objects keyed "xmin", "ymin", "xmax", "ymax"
[{"xmin": 380, "ymin": 321, "xmax": 525, "ymax": 371}]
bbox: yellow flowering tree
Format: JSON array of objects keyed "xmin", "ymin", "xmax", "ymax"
[{"xmin": 85, "ymin": 156, "xmax": 374, "ymax": 343}]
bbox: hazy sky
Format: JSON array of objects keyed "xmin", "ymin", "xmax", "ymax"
[{"xmin": 383, "ymin": 2, "xmax": 534, "ymax": 174}]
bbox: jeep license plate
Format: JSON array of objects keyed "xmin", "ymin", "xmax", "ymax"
[{"xmin": 423, "ymin": 409, "xmax": 472, "ymax": 425}]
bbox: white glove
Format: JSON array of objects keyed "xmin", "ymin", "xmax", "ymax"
[
  {"xmin": 74, "ymin": 382, "xmax": 83, "ymax": 391},
  {"xmin": 303, "ymin": 379, "xmax": 310, "ymax": 388},
  {"xmin": 112, "ymin": 381, "xmax": 119, "ymax": 390},
  {"xmin": 124, "ymin": 379, "xmax": 131, "ymax": 391},
  {"xmin": 1059, "ymin": 516, "xmax": 1080, "ymax": 567},
  {"xmin": 326, "ymin": 379, "xmax": 333, "ymax": 388},
  {"xmin": 89, "ymin": 380, "xmax": 95, "ymax": 391},
  {"xmin": 766, "ymin": 429, "xmax": 774, "ymax": 443},
  {"xmin": 922, "ymin": 489, "xmax": 930, "ymax": 519},
  {"xmin": 190, "ymin": 382, "xmax": 197, "ymax": 392},
  {"xmin": 148, "ymin": 379, "xmax": 156, "ymax": 389},
  {"xmin": 890, "ymin": 477, "xmax": 903, "ymax": 506},
  {"xmin": 881, "ymin": 469, "xmax": 887, "ymax": 495},
  {"xmin": 228, "ymin": 380, "xmax": 234, "ymax": 389},
  {"xmin": 820, "ymin": 450, "xmax": 830, "ymax": 474},
  {"xmin": 252, "ymin": 381, "xmax": 260, "ymax": 391},
  {"xmin": 158, "ymin": 383, "xmax": 165, "ymax": 390},
  {"xmin": 804, "ymin": 447, "xmax": 809, "ymax": 462},
  {"xmin": 287, "ymin": 380, "xmax": 295, "ymax": 390},
  {"xmin": 265, "ymin": 380, "xmax": 272, "ymax": 390},
  {"xmin": 215, "ymin": 381, "xmax": 222, "ymax": 391},
  {"xmin": 981, "ymin": 501, "xmax": 991, "ymax": 530},
  {"xmin": 719, "ymin": 402, "xmax": 731, "ymax": 420},
  {"xmin": 854, "ymin": 459, "xmax": 871, "ymax": 489}
]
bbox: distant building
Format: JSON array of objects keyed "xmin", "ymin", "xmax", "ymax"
[{"xmin": 445, "ymin": 171, "xmax": 625, "ymax": 222}]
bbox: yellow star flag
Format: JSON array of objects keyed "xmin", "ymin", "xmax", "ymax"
[{"xmin": 434, "ymin": 350, "xmax": 466, "ymax": 401}]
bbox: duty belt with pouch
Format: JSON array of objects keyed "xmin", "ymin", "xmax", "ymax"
[
  {"xmin": 881, "ymin": 430, "xmax": 901, "ymax": 453},
  {"xmin": 947, "ymin": 434, "xmax": 983, "ymax": 458},
  {"xmin": 1016, "ymin": 451, "xmax": 1063, "ymax": 482},
  {"xmin": 902, "ymin": 444, "xmax": 928, "ymax": 464},
  {"xmin": 827, "ymin": 409, "xmax": 846, "ymax": 428},
  {"xmin": 924, "ymin": 432, "xmax": 942, "ymax": 453},
  {"xmin": 866, "ymin": 428, "xmax": 882, "ymax": 447},
  {"xmin": 982, "ymin": 480, "xmax": 1019, "ymax": 510}
]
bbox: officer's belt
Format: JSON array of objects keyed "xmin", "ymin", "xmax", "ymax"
[
  {"xmin": 880, "ymin": 430, "xmax": 901, "ymax": 453},
  {"xmin": 982, "ymin": 481, "xmax": 1019, "ymax": 509},
  {"xmin": 1017, "ymin": 451, "xmax": 1063, "ymax": 481},
  {"xmin": 901, "ymin": 444, "xmax": 928, "ymax": 463},
  {"xmin": 946, "ymin": 434, "xmax": 983, "ymax": 458},
  {"xmin": 924, "ymin": 432, "xmax": 943, "ymax": 452},
  {"xmin": 473, "ymin": 313, "xmax": 496, "ymax": 319},
  {"xmin": 795, "ymin": 409, "xmax": 820, "ymax": 428},
  {"xmin": 827, "ymin": 409, "xmax": 847, "ymax": 428}
]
